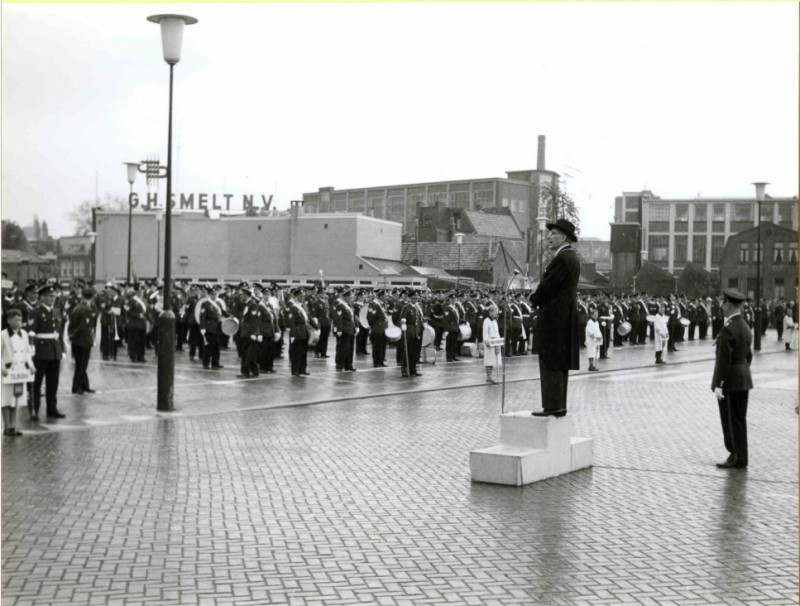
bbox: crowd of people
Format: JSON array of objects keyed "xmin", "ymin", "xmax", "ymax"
[{"xmin": 1, "ymin": 274, "xmax": 796, "ymax": 434}]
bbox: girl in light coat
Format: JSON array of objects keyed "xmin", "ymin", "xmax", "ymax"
[
  {"xmin": 585, "ymin": 308, "xmax": 603, "ymax": 371},
  {"xmin": 2, "ymin": 309, "xmax": 34, "ymax": 436},
  {"xmin": 783, "ymin": 309, "xmax": 796, "ymax": 351},
  {"xmin": 482, "ymin": 306, "xmax": 501, "ymax": 384},
  {"xmin": 653, "ymin": 303, "xmax": 669, "ymax": 364}
]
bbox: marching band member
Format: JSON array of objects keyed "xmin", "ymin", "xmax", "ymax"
[
  {"xmin": 286, "ymin": 288, "xmax": 313, "ymax": 377},
  {"xmin": 199, "ymin": 285, "xmax": 225, "ymax": 370},
  {"xmin": 30, "ymin": 284, "xmax": 66, "ymax": 420},
  {"xmin": 367, "ymin": 290, "xmax": 389, "ymax": 368},
  {"xmin": 333, "ymin": 289, "xmax": 357, "ymax": 372}
]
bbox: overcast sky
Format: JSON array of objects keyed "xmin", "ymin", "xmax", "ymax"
[{"xmin": 2, "ymin": 2, "xmax": 798, "ymax": 240}]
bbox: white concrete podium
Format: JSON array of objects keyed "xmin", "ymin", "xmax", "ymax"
[{"xmin": 470, "ymin": 411, "xmax": 594, "ymax": 486}]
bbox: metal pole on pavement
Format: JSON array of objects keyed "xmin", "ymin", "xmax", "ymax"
[{"xmin": 752, "ymin": 182, "xmax": 768, "ymax": 352}]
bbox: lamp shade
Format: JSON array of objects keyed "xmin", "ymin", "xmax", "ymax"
[
  {"xmin": 124, "ymin": 162, "xmax": 140, "ymax": 185},
  {"xmin": 536, "ymin": 215, "xmax": 547, "ymax": 231},
  {"xmin": 752, "ymin": 181, "xmax": 769, "ymax": 202},
  {"xmin": 454, "ymin": 232, "xmax": 464, "ymax": 245},
  {"xmin": 147, "ymin": 14, "xmax": 198, "ymax": 65}
]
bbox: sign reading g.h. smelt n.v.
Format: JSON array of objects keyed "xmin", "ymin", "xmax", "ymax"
[{"xmin": 130, "ymin": 193, "xmax": 273, "ymax": 212}]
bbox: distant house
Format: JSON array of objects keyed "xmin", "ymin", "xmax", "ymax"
[
  {"xmin": 1, "ymin": 249, "xmax": 56, "ymax": 286},
  {"xmin": 58, "ymin": 235, "xmax": 95, "ymax": 282}
]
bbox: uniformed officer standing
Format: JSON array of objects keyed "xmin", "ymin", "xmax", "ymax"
[
  {"xmin": 286, "ymin": 288, "xmax": 312, "ymax": 376},
  {"xmin": 237, "ymin": 288, "xmax": 262, "ymax": 378},
  {"xmin": 398, "ymin": 290, "xmax": 424, "ymax": 377},
  {"xmin": 68, "ymin": 288, "xmax": 97, "ymax": 395},
  {"xmin": 333, "ymin": 289, "xmax": 357, "ymax": 372},
  {"xmin": 125, "ymin": 284, "xmax": 148, "ymax": 362},
  {"xmin": 712, "ymin": 289, "xmax": 753, "ymax": 469},
  {"xmin": 367, "ymin": 290, "xmax": 389, "ymax": 368},
  {"xmin": 199, "ymin": 286, "xmax": 225, "ymax": 370},
  {"xmin": 30, "ymin": 285, "xmax": 66, "ymax": 420}
]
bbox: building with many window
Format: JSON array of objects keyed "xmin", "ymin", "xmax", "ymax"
[
  {"xmin": 719, "ymin": 222, "xmax": 798, "ymax": 302},
  {"xmin": 611, "ymin": 190, "xmax": 798, "ymax": 289},
  {"xmin": 302, "ymin": 135, "xmax": 562, "ymax": 272}
]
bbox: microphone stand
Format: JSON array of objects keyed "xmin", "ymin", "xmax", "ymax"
[{"xmin": 501, "ymin": 270, "xmax": 520, "ymax": 413}]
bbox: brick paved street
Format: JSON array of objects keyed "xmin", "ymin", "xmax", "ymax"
[{"xmin": 2, "ymin": 333, "xmax": 797, "ymax": 605}]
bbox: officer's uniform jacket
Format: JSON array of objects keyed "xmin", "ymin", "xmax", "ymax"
[
  {"xmin": 712, "ymin": 314, "xmax": 753, "ymax": 392},
  {"xmin": 30, "ymin": 303, "xmax": 64, "ymax": 361}
]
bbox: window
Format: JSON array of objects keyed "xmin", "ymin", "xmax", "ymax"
[
  {"xmin": 738, "ymin": 243, "xmax": 749, "ymax": 263},
  {"xmin": 754, "ymin": 242, "xmax": 762, "ymax": 263},
  {"xmin": 693, "ymin": 204, "xmax": 707, "ymax": 220},
  {"xmin": 728, "ymin": 278, "xmax": 739, "ymax": 289},
  {"xmin": 649, "ymin": 204, "xmax": 670, "ymax": 221},
  {"xmin": 674, "ymin": 235, "xmax": 687, "ymax": 262},
  {"xmin": 712, "ymin": 203, "xmax": 726, "ymax": 221},
  {"xmin": 451, "ymin": 192, "xmax": 469, "ymax": 209},
  {"xmin": 388, "ymin": 196, "xmax": 405, "ymax": 222},
  {"xmin": 428, "ymin": 192, "xmax": 447, "ymax": 205},
  {"xmin": 773, "ymin": 242, "xmax": 784, "ymax": 263},
  {"xmin": 350, "ymin": 197, "xmax": 365, "ymax": 213},
  {"xmin": 778, "ymin": 202, "xmax": 795, "ymax": 223},
  {"xmin": 774, "ymin": 277, "xmax": 785, "ymax": 299},
  {"xmin": 649, "ymin": 235, "xmax": 669, "ymax": 261},
  {"xmin": 693, "ymin": 236, "xmax": 707, "ymax": 264},
  {"xmin": 368, "ymin": 196, "xmax": 384, "ymax": 218},
  {"xmin": 473, "ymin": 190, "xmax": 493, "ymax": 207},
  {"xmin": 760, "ymin": 202, "xmax": 774, "ymax": 222},
  {"xmin": 675, "ymin": 204, "xmax": 688, "ymax": 222},
  {"xmin": 789, "ymin": 242, "xmax": 798, "ymax": 263},
  {"xmin": 711, "ymin": 236, "xmax": 725, "ymax": 263},
  {"xmin": 333, "ymin": 195, "xmax": 347, "ymax": 212},
  {"xmin": 733, "ymin": 203, "xmax": 753, "ymax": 221}
]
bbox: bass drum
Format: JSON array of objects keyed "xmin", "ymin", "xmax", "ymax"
[
  {"xmin": 358, "ymin": 305, "xmax": 370, "ymax": 329},
  {"xmin": 385, "ymin": 325, "xmax": 402, "ymax": 343},
  {"xmin": 221, "ymin": 317, "xmax": 239, "ymax": 336},
  {"xmin": 421, "ymin": 323, "xmax": 435, "ymax": 347},
  {"xmin": 458, "ymin": 323, "xmax": 472, "ymax": 341}
]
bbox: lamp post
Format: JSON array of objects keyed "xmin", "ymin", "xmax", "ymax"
[
  {"xmin": 123, "ymin": 162, "xmax": 141, "ymax": 283},
  {"xmin": 536, "ymin": 215, "xmax": 547, "ymax": 281},
  {"xmin": 154, "ymin": 207, "xmax": 163, "ymax": 280},
  {"xmin": 147, "ymin": 13, "xmax": 197, "ymax": 412},
  {"xmin": 752, "ymin": 181, "xmax": 768, "ymax": 351},
  {"xmin": 454, "ymin": 232, "xmax": 464, "ymax": 290}
]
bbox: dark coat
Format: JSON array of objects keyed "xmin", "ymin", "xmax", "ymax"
[
  {"xmin": 68, "ymin": 300, "xmax": 96, "ymax": 348},
  {"xmin": 30, "ymin": 304, "xmax": 64, "ymax": 361},
  {"xmin": 712, "ymin": 315, "xmax": 753, "ymax": 392},
  {"xmin": 529, "ymin": 245, "xmax": 581, "ymax": 370}
]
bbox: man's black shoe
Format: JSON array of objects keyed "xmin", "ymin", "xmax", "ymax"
[
  {"xmin": 412, "ymin": 372, "xmax": 422, "ymax": 376},
  {"xmin": 72, "ymin": 390, "xmax": 83, "ymax": 395},
  {"xmin": 84, "ymin": 389, "xmax": 96, "ymax": 394},
  {"xmin": 401, "ymin": 372, "xmax": 409, "ymax": 377},
  {"xmin": 532, "ymin": 409, "xmax": 567, "ymax": 417},
  {"xmin": 300, "ymin": 372, "xmax": 311, "ymax": 376},
  {"xmin": 47, "ymin": 412, "xmax": 66, "ymax": 419}
]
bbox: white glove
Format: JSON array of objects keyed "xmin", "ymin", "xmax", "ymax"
[
  {"xmin": 713, "ymin": 387, "xmax": 724, "ymax": 400},
  {"xmin": 256, "ymin": 335, "xmax": 263, "ymax": 343},
  {"xmin": 250, "ymin": 335, "xmax": 257, "ymax": 341}
]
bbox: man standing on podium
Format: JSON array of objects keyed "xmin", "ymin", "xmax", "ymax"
[{"xmin": 528, "ymin": 218, "xmax": 581, "ymax": 417}]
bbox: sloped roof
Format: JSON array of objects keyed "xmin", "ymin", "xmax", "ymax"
[
  {"xmin": 463, "ymin": 211, "xmax": 523, "ymax": 239},
  {"xmin": 1, "ymin": 250, "xmax": 49, "ymax": 264},
  {"xmin": 359, "ymin": 257, "xmax": 411, "ymax": 275},
  {"xmin": 401, "ymin": 242, "xmax": 495, "ymax": 271}
]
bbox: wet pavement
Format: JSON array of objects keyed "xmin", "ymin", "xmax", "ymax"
[{"xmin": 2, "ymin": 332, "xmax": 797, "ymax": 605}]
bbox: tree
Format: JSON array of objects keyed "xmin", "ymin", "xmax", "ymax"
[
  {"xmin": 1, "ymin": 221, "xmax": 29, "ymax": 251},
  {"xmin": 69, "ymin": 193, "xmax": 128, "ymax": 235},
  {"xmin": 540, "ymin": 182, "xmax": 581, "ymax": 234},
  {"xmin": 33, "ymin": 216, "xmax": 41, "ymax": 240}
]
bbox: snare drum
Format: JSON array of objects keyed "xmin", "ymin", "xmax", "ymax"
[
  {"xmin": 680, "ymin": 317, "xmax": 691, "ymax": 327},
  {"xmin": 617, "ymin": 321, "xmax": 632, "ymax": 336},
  {"xmin": 458, "ymin": 323, "xmax": 472, "ymax": 341}
]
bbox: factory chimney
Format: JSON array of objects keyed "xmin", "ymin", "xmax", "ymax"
[{"xmin": 537, "ymin": 135, "xmax": 546, "ymax": 171}]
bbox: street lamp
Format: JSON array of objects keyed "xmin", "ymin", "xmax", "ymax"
[
  {"xmin": 752, "ymin": 181, "xmax": 768, "ymax": 351},
  {"xmin": 536, "ymin": 215, "xmax": 547, "ymax": 281},
  {"xmin": 147, "ymin": 12, "xmax": 197, "ymax": 412},
  {"xmin": 123, "ymin": 162, "xmax": 142, "ymax": 283},
  {"xmin": 154, "ymin": 207, "xmax": 163, "ymax": 280},
  {"xmin": 454, "ymin": 232, "xmax": 464, "ymax": 290}
]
